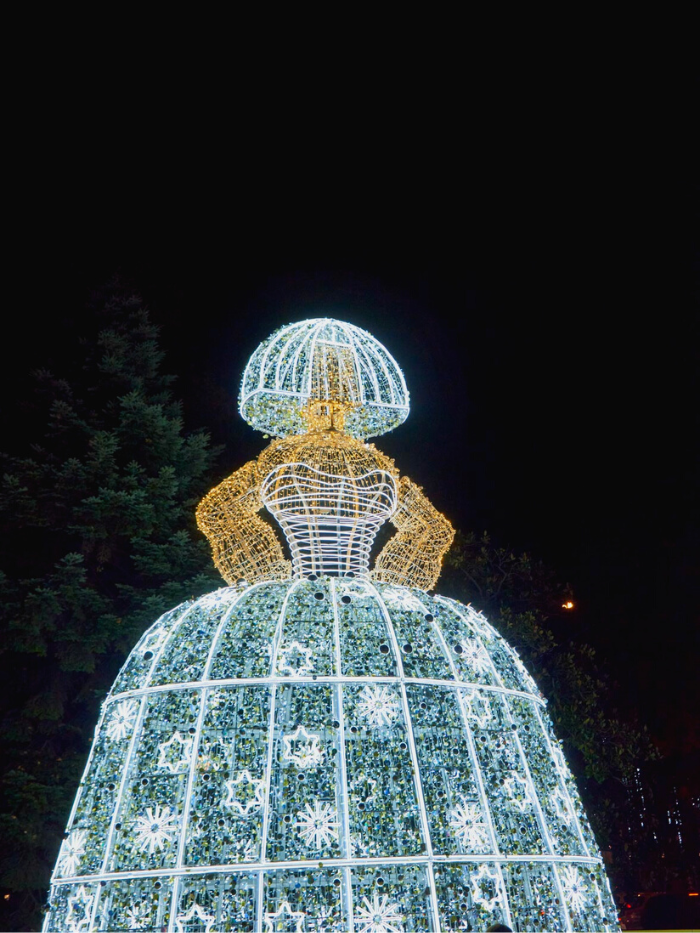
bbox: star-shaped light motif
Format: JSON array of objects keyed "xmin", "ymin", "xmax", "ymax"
[
  {"xmin": 552, "ymin": 785, "xmax": 573, "ymax": 824},
  {"xmin": 223, "ymin": 769, "xmax": 266, "ymax": 816},
  {"xmin": 355, "ymin": 894, "xmax": 405, "ymax": 933},
  {"xmin": 58, "ymin": 828, "xmax": 87, "ymax": 876},
  {"xmin": 65, "ymin": 884, "xmax": 94, "ymax": 932},
  {"xmin": 157, "ymin": 731, "xmax": 194, "ymax": 774},
  {"xmin": 106, "ymin": 699, "xmax": 138, "ymax": 742},
  {"xmin": 356, "ymin": 685, "xmax": 400, "ymax": 728},
  {"xmin": 470, "ymin": 864, "xmax": 502, "ymax": 913},
  {"xmin": 133, "ymin": 804, "xmax": 177, "ymax": 854},
  {"xmin": 295, "ymin": 800, "xmax": 339, "ymax": 849},
  {"xmin": 125, "ymin": 902, "xmax": 151, "ymax": 930},
  {"xmin": 264, "ymin": 900, "xmax": 306, "ymax": 932},
  {"xmin": 175, "ymin": 901, "xmax": 216, "ymax": 933},
  {"xmin": 282, "ymin": 725, "xmax": 325, "ymax": 769},
  {"xmin": 502, "ymin": 773, "xmax": 532, "ymax": 812},
  {"xmin": 449, "ymin": 799, "xmax": 490, "ymax": 851},
  {"xmin": 277, "ymin": 641, "xmax": 314, "ymax": 677},
  {"xmin": 464, "ymin": 693, "xmax": 493, "ymax": 730},
  {"xmin": 559, "ymin": 865, "xmax": 587, "ymax": 912}
]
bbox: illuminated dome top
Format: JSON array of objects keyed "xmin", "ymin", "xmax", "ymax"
[{"xmin": 239, "ymin": 319, "xmax": 410, "ymax": 439}]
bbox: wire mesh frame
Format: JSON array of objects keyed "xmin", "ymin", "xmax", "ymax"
[
  {"xmin": 43, "ymin": 581, "xmax": 619, "ymax": 933},
  {"xmin": 239, "ymin": 319, "xmax": 410, "ymax": 439},
  {"xmin": 261, "ymin": 462, "xmax": 397, "ymax": 579}
]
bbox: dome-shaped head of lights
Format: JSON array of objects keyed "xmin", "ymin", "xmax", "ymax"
[{"xmin": 239, "ymin": 318, "xmax": 410, "ymax": 440}]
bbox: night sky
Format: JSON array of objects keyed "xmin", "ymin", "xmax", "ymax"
[{"xmin": 4, "ymin": 163, "xmax": 697, "ymax": 762}]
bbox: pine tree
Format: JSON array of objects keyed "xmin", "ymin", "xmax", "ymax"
[{"xmin": 0, "ymin": 279, "xmax": 222, "ymax": 931}]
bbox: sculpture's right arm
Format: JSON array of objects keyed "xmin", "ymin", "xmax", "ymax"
[{"xmin": 195, "ymin": 461, "xmax": 291, "ymax": 585}]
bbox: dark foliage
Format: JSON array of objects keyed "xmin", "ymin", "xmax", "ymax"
[
  {"xmin": 441, "ymin": 530, "xmax": 660, "ymax": 897},
  {"xmin": 0, "ymin": 280, "xmax": 222, "ymax": 931}
]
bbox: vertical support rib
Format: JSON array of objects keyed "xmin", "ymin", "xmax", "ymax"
[
  {"xmin": 432, "ymin": 595, "xmax": 523, "ymax": 930},
  {"xmin": 330, "ymin": 580, "xmax": 354, "ymax": 931},
  {"xmin": 90, "ymin": 603, "xmax": 197, "ymax": 931},
  {"xmin": 369, "ymin": 583, "xmax": 442, "ymax": 933},
  {"xmin": 256, "ymin": 580, "xmax": 300, "ymax": 932},
  {"xmin": 168, "ymin": 590, "xmax": 255, "ymax": 931},
  {"xmin": 417, "ymin": 592, "xmax": 513, "ymax": 930},
  {"xmin": 531, "ymin": 703, "xmax": 591, "ymax": 858}
]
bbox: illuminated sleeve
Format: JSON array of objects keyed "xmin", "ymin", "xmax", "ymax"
[
  {"xmin": 195, "ymin": 461, "xmax": 291, "ymax": 585},
  {"xmin": 372, "ymin": 476, "xmax": 454, "ymax": 590}
]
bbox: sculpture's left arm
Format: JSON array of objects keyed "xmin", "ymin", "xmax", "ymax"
[{"xmin": 372, "ymin": 476, "xmax": 455, "ymax": 590}]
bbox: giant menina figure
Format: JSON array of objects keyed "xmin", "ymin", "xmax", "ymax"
[{"xmin": 45, "ymin": 320, "xmax": 619, "ymax": 932}]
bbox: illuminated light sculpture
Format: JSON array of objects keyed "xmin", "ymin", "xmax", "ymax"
[{"xmin": 44, "ymin": 319, "xmax": 619, "ymax": 931}]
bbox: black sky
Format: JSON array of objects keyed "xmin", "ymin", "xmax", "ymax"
[{"xmin": 3, "ymin": 81, "xmax": 697, "ymax": 758}]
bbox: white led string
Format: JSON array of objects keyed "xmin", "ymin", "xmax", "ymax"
[
  {"xmin": 330, "ymin": 579, "xmax": 354, "ymax": 931},
  {"xmin": 370, "ymin": 582, "xmax": 443, "ymax": 933},
  {"xmin": 45, "ymin": 318, "xmax": 618, "ymax": 932},
  {"xmin": 261, "ymin": 463, "xmax": 397, "ymax": 579}
]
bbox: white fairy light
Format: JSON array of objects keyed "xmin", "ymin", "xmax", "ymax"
[
  {"xmin": 239, "ymin": 318, "xmax": 410, "ymax": 440},
  {"xmin": 106, "ymin": 700, "xmax": 138, "ymax": 742},
  {"xmin": 502, "ymin": 773, "xmax": 533, "ymax": 812},
  {"xmin": 264, "ymin": 900, "xmax": 307, "ymax": 933},
  {"xmin": 470, "ymin": 864, "xmax": 503, "ymax": 913},
  {"xmin": 459, "ymin": 641, "xmax": 492, "ymax": 675},
  {"xmin": 125, "ymin": 903, "xmax": 151, "ymax": 930},
  {"xmin": 354, "ymin": 894, "xmax": 405, "ymax": 933},
  {"xmin": 295, "ymin": 800, "xmax": 339, "ymax": 849},
  {"xmin": 133, "ymin": 804, "xmax": 177, "ymax": 855},
  {"xmin": 64, "ymin": 885, "xmax": 94, "ymax": 933},
  {"xmin": 57, "ymin": 829, "xmax": 87, "ymax": 877},
  {"xmin": 45, "ymin": 320, "xmax": 619, "ymax": 933},
  {"xmin": 157, "ymin": 731, "xmax": 194, "ymax": 774},
  {"xmin": 282, "ymin": 726, "xmax": 325, "ymax": 769},
  {"xmin": 175, "ymin": 901, "xmax": 216, "ymax": 933},
  {"xmin": 449, "ymin": 799, "xmax": 490, "ymax": 851},
  {"xmin": 356, "ymin": 684, "xmax": 400, "ymax": 728},
  {"xmin": 559, "ymin": 865, "xmax": 588, "ymax": 913},
  {"xmin": 276, "ymin": 641, "xmax": 315, "ymax": 677},
  {"xmin": 553, "ymin": 785, "xmax": 574, "ymax": 825},
  {"xmin": 223, "ymin": 770, "xmax": 266, "ymax": 816}
]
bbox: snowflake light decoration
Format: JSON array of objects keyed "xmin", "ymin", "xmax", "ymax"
[
  {"xmin": 560, "ymin": 865, "xmax": 588, "ymax": 913},
  {"xmin": 449, "ymin": 799, "xmax": 490, "ymax": 851},
  {"xmin": 125, "ymin": 903, "xmax": 152, "ymax": 930},
  {"xmin": 355, "ymin": 894, "xmax": 405, "ymax": 933},
  {"xmin": 133, "ymin": 804, "xmax": 177, "ymax": 854},
  {"xmin": 459, "ymin": 641, "xmax": 491, "ymax": 675},
  {"xmin": 356, "ymin": 684, "xmax": 400, "ymax": 728},
  {"xmin": 58, "ymin": 829, "xmax": 87, "ymax": 876},
  {"xmin": 282, "ymin": 725, "xmax": 325, "ymax": 769},
  {"xmin": 106, "ymin": 699, "xmax": 138, "ymax": 742},
  {"xmin": 295, "ymin": 801, "xmax": 339, "ymax": 849}
]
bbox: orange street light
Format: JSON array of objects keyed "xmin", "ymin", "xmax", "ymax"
[{"xmin": 562, "ymin": 601, "xmax": 574, "ymax": 610}]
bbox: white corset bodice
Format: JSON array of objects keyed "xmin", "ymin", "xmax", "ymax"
[{"xmin": 260, "ymin": 461, "xmax": 397, "ymax": 579}]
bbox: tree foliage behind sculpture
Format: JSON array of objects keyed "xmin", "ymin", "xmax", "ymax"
[
  {"xmin": 441, "ymin": 531, "xmax": 659, "ymax": 893},
  {"xmin": 0, "ymin": 280, "xmax": 222, "ymax": 931}
]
